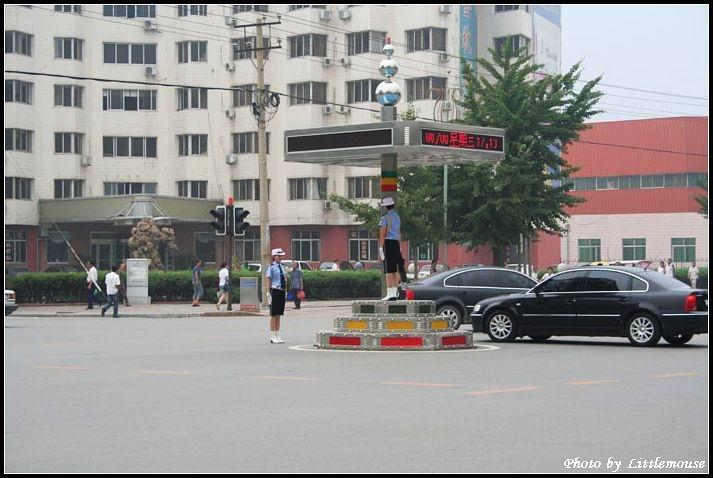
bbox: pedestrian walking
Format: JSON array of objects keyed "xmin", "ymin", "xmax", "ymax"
[
  {"xmin": 379, "ymin": 197, "xmax": 405, "ymax": 300},
  {"xmin": 354, "ymin": 260, "xmax": 364, "ymax": 271},
  {"xmin": 117, "ymin": 260, "xmax": 130, "ymax": 306},
  {"xmin": 290, "ymin": 262, "xmax": 304, "ymax": 309},
  {"xmin": 688, "ymin": 262, "xmax": 700, "ymax": 289},
  {"xmin": 665, "ymin": 258, "xmax": 675, "ymax": 278},
  {"xmin": 86, "ymin": 260, "xmax": 98, "ymax": 309},
  {"xmin": 266, "ymin": 248, "xmax": 288, "ymax": 343},
  {"xmin": 331, "ymin": 259, "xmax": 339, "ymax": 271},
  {"xmin": 101, "ymin": 264, "xmax": 121, "ymax": 318},
  {"xmin": 541, "ymin": 267, "xmax": 555, "ymax": 282},
  {"xmin": 192, "ymin": 259, "xmax": 203, "ymax": 307},
  {"xmin": 216, "ymin": 262, "xmax": 230, "ymax": 310},
  {"xmin": 658, "ymin": 261, "xmax": 666, "ymax": 274}
]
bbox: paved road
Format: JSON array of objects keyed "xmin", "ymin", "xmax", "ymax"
[{"xmin": 4, "ymin": 306, "xmax": 709, "ymax": 473}]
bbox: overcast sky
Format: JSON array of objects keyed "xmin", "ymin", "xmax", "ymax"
[{"xmin": 561, "ymin": 5, "xmax": 709, "ymax": 122}]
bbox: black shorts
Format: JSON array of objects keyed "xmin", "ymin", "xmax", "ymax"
[
  {"xmin": 383, "ymin": 239, "xmax": 403, "ymax": 274},
  {"xmin": 270, "ymin": 289, "xmax": 286, "ymax": 316}
]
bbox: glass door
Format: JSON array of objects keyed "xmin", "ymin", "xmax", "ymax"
[{"xmin": 91, "ymin": 239, "xmax": 115, "ymax": 271}]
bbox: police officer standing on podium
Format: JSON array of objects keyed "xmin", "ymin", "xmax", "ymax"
[
  {"xmin": 379, "ymin": 197, "xmax": 404, "ymax": 300},
  {"xmin": 266, "ymin": 248, "xmax": 288, "ymax": 344}
]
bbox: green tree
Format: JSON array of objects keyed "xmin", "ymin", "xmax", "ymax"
[{"xmin": 695, "ymin": 179, "xmax": 708, "ymax": 219}]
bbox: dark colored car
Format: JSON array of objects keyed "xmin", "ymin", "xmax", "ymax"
[
  {"xmin": 402, "ymin": 267, "xmax": 537, "ymax": 329},
  {"xmin": 44, "ymin": 264, "xmax": 84, "ymax": 273},
  {"xmin": 471, "ymin": 267, "xmax": 708, "ymax": 347}
]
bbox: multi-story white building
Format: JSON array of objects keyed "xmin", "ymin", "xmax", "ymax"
[{"xmin": 4, "ymin": 4, "xmax": 560, "ymax": 271}]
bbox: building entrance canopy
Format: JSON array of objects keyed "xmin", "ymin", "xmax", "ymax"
[{"xmin": 284, "ymin": 121, "xmax": 506, "ymax": 167}]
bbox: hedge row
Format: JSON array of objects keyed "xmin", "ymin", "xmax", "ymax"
[{"xmin": 6, "ymin": 270, "xmax": 382, "ymax": 304}]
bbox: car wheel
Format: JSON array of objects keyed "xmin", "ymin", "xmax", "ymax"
[
  {"xmin": 437, "ymin": 305, "xmax": 463, "ymax": 330},
  {"xmin": 486, "ymin": 310, "xmax": 518, "ymax": 342},
  {"xmin": 663, "ymin": 333, "xmax": 694, "ymax": 346},
  {"xmin": 626, "ymin": 314, "xmax": 661, "ymax": 347},
  {"xmin": 529, "ymin": 335, "xmax": 551, "ymax": 342}
]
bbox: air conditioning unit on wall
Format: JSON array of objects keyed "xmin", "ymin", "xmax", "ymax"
[
  {"xmin": 225, "ymin": 109, "xmax": 236, "ymax": 119},
  {"xmin": 225, "ymin": 154, "xmax": 238, "ymax": 165},
  {"xmin": 144, "ymin": 19, "xmax": 158, "ymax": 30},
  {"xmin": 80, "ymin": 155, "xmax": 92, "ymax": 166},
  {"xmin": 338, "ymin": 9, "xmax": 351, "ymax": 20},
  {"xmin": 439, "ymin": 5, "xmax": 452, "ymax": 14},
  {"xmin": 145, "ymin": 66, "xmax": 158, "ymax": 77},
  {"xmin": 323, "ymin": 201, "xmax": 332, "ymax": 211}
]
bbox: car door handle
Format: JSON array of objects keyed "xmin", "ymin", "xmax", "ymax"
[
  {"xmin": 565, "ymin": 298, "xmax": 577, "ymax": 304},
  {"xmin": 459, "ymin": 291, "xmax": 468, "ymax": 295}
]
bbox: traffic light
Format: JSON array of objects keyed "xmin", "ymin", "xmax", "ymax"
[
  {"xmin": 209, "ymin": 205, "xmax": 227, "ymax": 236},
  {"xmin": 233, "ymin": 207, "xmax": 250, "ymax": 236}
]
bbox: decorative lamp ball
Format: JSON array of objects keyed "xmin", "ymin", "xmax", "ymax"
[
  {"xmin": 382, "ymin": 43, "xmax": 395, "ymax": 58},
  {"xmin": 379, "ymin": 58, "xmax": 399, "ymax": 79},
  {"xmin": 376, "ymin": 80, "xmax": 402, "ymax": 106}
]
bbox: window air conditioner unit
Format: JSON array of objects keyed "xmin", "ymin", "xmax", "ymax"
[
  {"xmin": 336, "ymin": 105, "xmax": 351, "ymax": 115},
  {"xmin": 442, "ymin": 100, "xmax": 453, "ymax": 111},
  {"xmin": 80, "ymin": 155, "xmax": 92, "ymax": 166},
  {"xmin": 439, "ymin": 5, "xmax": 452, "ymax": 14},
  {"xmin": 145, "ymin": 66, "xmax": 158, "ymax": 77},
  {"xmin": 225, "ymin": 109, "xmax": 236, "ymax": 119},
  {"xmin": 438, "ymin": 52, "xmax": 449, "ymax": 63},
  {"xmin": 224, "ymin": 16, "xmax": 237, "ymax": 27},
  {"xmin": 225, "ymin": 154, "xmax": 238, "ymax": 165},
  {"xmin": 144, "ymin": 19, "xmax": 158, "ymax": 30},
  {"xmin": 338, "ymin": 9, "xmax": 351, "ymax": 20},
  {"xmin": 225, "ymin": 62, "xmax": 235, "ymax": 71},
  {"xmin": 322, "ymin": 105, "xmax": 333, "ymax": 115},
  {"xmin": 319, "ymin": 10, "xmax": 332, "ymax": 21},
  {"xmin": 340, "ymin": 57, "xmax": 351, "ymax": 67},
  {"xmin": 323, "ymin": 201, "xmax": 332, "ymax": 211},
  {"xmin": 322, "ymin": 57, "xmax": 333, "ymax": 67}
]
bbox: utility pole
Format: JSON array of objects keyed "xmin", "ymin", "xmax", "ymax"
[
  {"xmin": 256, "ymin": 20, "xmax": 270, "ymax": 309},
  {"xmin": 443, "ymin": 165, "xmax": 448, "ymax": 267}
]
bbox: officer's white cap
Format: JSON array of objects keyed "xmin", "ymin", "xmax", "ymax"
[
  {"xmin": 271, "ymin": 248, "xmax": 286, "ymax": 256},
  {"xmin": 381, "ymin": 197, "xmax": 395, "ymax": 207}
]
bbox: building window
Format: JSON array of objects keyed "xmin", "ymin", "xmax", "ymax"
[
  {"xmin": 5, "ymin": 31, "xmax": 33, "ymax": 56},
  {"xmin": 232, "ymin": 132, "xmax": 270, "ymax": 154},
  {"xmin": 104, "ymin": 43, "xmax": 157, "ymax": 64},
  {"xmin": 233, "ymin": 179, "xmax": 270, "ymax": 201},
  {"xmin": 47, "ymin": 231, "xmax": 70, "ymax": 263},
  {"xmin": 231, "ymin": 37, "xmax": 269, "ymax": 60},
  {"xmin": 618, "ymin": 176, "xmax": 641, "ymax": 189},
  {"xmin": 54, "ymin": 132, "xmax": 84, "ymax": 154},
  {"xmin": 495, "ymin": 5, "xmax": 530, "ymax": 13},
  {"xmin": 406, "ymin": 27, "xmax": 446, "ymax": 53},
  {"xmin": 54, "ymin": 37, "xmax": 83, "ymax": 60},
  {"xmin": 103, "ymin": 5, "xmax": 156, "ymax": 18},
  {"xmin": 641, "ymin": 175, "xmax": 665, "ymax": 189},
  {"xmin": 233, "ymin": 84, "xmax": 271, "ymax": 107},
  {"xmin": 288, "ymin": 34, "xmax": 327, "ymax": 58},
  {"xmin": 5, "ymin": 177, "xmax": 32, "ymax": 200},
  {"xmin": 622, "ymin": 238, "xmax": 646, "ymax": 261},
  {"xmin": 177, "ymin": 134, "xmax": 208, "ymax": 156},
  {"xmin": 289, "ymin": 178, "xmax": 327, "ymax": 200},
  {"xmin": 596, "ymin": 177, "xmax": 619, "ymax": 190},
  {"xmin": 5, "ymin": 231, "xmax": 28, "ymax": 263},
  {"xmin": 103, "ymin": 182, "xmax": 157, "ymax": 196},
  {"xmin": 349, "ymin": 229, "xmax": 379, "ymax": 261},
  {"xmin": 347, "ymin": 176, "xmax": 379, "ymax": 199},
  {"xmin": 178, "ymin": 5, "xmax": 207, "ymax": 16},
  {"xmin": 578, "ymin": 239, "xmax": 601, "ymax": 263},
  {"xmin": 347, "ymin": 31, "xmax": 386, "ymax": 56},
  {"xmin": 494, "ymin": 35, "xmax": 530, "ymax": 54},
  {"xmin": 291, "ymin": 231, "xmax": 320, "ymax": 261},
  {"xmin": 232, "ymin": 5, "xmax": 268, "ymax": 13},
  {"xmin": 54, "ymin": 85, "xmax": 83, "ymax": 107},
  {"xmin": 177, "ymin": 41, "xmax": 207, "ymax": 63},
  {"xmin": 406, "ymin": 77, "xmax": 447, "ymax": 101},
  {"xmin": 103, "ymin": 89, "xmax": 157, "ymax": 111},
  {"xmin": 409, "ymin": 243, "xmax": 435, "ymax": 261},
  {"xmin": 664, "ymin": 174, "xmax": 689, "ymax": 188},
  {"xmin": 103, "ymin": 137, "xmax": 157, "ymax": 158},
  {"xmin": 288, "ymin": 5, "xmax": 325, "ymax": 11},
  {"xmin": 177, "ymin": 88, "xmax": 207, "ymax": 110},
  {"xmin": 234, "ymin": 229, "xmax": 260, "ymax": 262},
  {"xmin": 54, "ymin": 179, "xmax": 84, "ymax": 199},
  {"xmin": 5, "ymin": 80, "xmax": 33, "ymax": 105},
  {"xmin": 195, "ymin": 232, "xmax": 216, "ymax": 263},
  {"xmin": 288, "ymin": 82, "xmax": 327, "ymax": 105},
  {"xmin": 671, "ymin": 238, "xmax": 696, "ymax": 263},
  {"xmin": 177, "ymin": 180, "xmax": 207, "ymax": 198},
  {"xmin": 5, "ymin": 129, "xmax": 33, "ymax": 153},
  {"xmin": 55, "ymin": 5, "xmax": 82, "ymax": 13},
  {"xmin": 346, "ymin": 79, "xmax": 380, "ymax": 104}
]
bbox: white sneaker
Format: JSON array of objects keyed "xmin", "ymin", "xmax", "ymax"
[
  {"xmin": 270, "ymin": 334, "xmax": 279, "ymax": 344},
  {"xmin": 275, "ymin": 335, "xmax": 285, "ymax": 344}
]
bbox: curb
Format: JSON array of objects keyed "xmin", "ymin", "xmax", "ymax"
[{"xmin": 11, "ymin": 312, "xmax": 265, "ymax": 319}]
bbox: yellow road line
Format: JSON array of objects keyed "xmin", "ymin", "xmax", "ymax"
[
  {"xmin": 34, "ymin": 365, "xmax": 89, "ymax": 371},
  {"xmin": 567, "ymin": 379, "xmax": 621, "ymax": 386},
  {"xmin": 135, "ymin": 370, "xmax": 196, "ymax": 376},
  {"xmin": 252, "ymin": 376, "xmax": 319, "ymax": 382},
  {"xmin": 650, "ymin": 372, "xmax": 699, "ymax": 379},
  {"xmin": 380, "ymin": 381, "xmax": 459, "ymax": 388},
  {"xmin": 467, "ymin": 386, "xmax": 543, "ymax": 397}
]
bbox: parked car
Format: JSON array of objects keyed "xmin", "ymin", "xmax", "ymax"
[
  {"xmin": 401, "ymin": 267, "xmax": 537, "ymax": 329},
  {"xmin": 406, "ymin": 263, "xmax": 449, "ymax": 280},
  {"xmin": 5, "ymin": 290, "xmax": 18, "ymax": 316},
  {"xmin": 318, "ymin": 261, "xmax": 353, "ymax": 271},
  {"xmin": 44, "ymin": 264, "xmax": 84, "ymax": 273},
  {"xmin": 5, "ymin": 265, "xmax": 29, "ymax": 278},
  {"xmin": 281, "ymin": 260, "xmax": 313, "ymax": 271},
  {"xmin": 471, "ymin": 267, "xmax": 708, "ymax": 347}
]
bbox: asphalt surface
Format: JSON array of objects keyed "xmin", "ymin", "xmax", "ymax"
[{"xmin": 4, "ymin": 306, "xmax": 709, "ymax": 473}]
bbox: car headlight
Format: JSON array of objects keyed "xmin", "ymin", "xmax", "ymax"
[{"xmin": 474, "ymin": 304, "xmax": 481, "ymax": 313}]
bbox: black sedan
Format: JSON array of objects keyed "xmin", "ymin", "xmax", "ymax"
[
  {"xmin": 402, "ymin": 267, "xmax": 537, "ymax": 329},
  {"xmin": 471, "ymin": 267, "xmax": 708, "ymax": 346}
]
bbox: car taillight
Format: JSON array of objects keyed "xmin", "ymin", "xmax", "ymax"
[
  {"xmin": 684, "ymin": 294, "xmax": 698, "ymax": 312},
  {"xmin": 405, "ymin": 288, "xmax": 415, "ymax": 300}
]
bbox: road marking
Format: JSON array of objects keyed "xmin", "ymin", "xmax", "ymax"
[
  {"xmin": 467, "ymin": 386, "xmax": 543, "ymax": 397},
  {"xmin": 252, "ymin": 376, "xmax": 319, "ymax": 382},
  {"xmin": 567, "ymin": 379, "xmax": 621, "ymax": 386},
  {"xmin": 135, "ymin": 370, "xmax": 196, "ymax": 376},
  {"xmin": 34, "ymin": 365, "xmax": 89, "ymax": 371},
  {"xmin": 42, "ymin": 342, "xmax": 80, "ymax": 347},
  {"xmin": 288, "ymin": 344, "xmax": 500, "ymax": 353},
  {"xmin": 380, "ymin": 381, "xmax": 459, "ymax": 388},
  {"xmin": 650, "ymin": 372, "xmax": 700, "ymax": 379}
]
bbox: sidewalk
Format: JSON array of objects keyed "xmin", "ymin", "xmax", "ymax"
[{"xmin": 9, "ymin": 300, "xmax": 356, "ymax": 318}]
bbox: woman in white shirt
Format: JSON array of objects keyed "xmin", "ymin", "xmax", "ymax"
[{"xmin": 216, "ymin": 262, "xmax": 230, "ymax": 310}]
